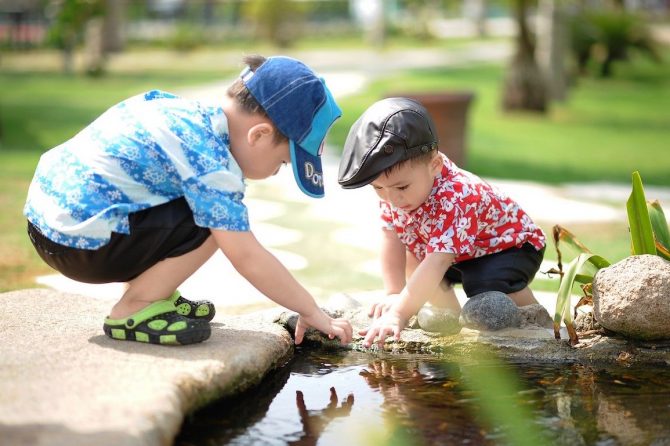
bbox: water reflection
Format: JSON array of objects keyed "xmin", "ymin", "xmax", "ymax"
[
  {"xmin": 359, "ymin": 358, "xmax": 490, "ymax": 445},
  {"xmin": 289, "ymin": 387, "xmax": 354, "ymax": 446},
  {"xmin": 522, "ymin": 364, "xmax": 670, "ymax": 446},
  {"xmin": 176, "ymin": 350, "xmax": 670, "ymax": 446}
]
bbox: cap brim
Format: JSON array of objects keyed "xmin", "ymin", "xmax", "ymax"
[{"xmin": 290, "ymin": 140, "xmax": 324, "ymax": 198}]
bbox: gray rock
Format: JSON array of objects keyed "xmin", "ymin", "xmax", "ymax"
[
  {"xmin": 459, "ymin": 291, "xmax": 521, "ymax": 331},
  {"xmin": 519, "ymin": 303, "xmax": 553, "ymax": 329},
  {"xmin": 593, "ymin": 255, "xmax": 670, "ymax": 340},
  {"xmin": 416, "ymin": 306, "xmax": 462, "ymax": 335},
  {"xmin": 574, "ymin": 310, "xmax": 603, "ymax": 333},
  {"xmin": 276, "ymin": 308, "xmax": 348, "ymax": 347}
]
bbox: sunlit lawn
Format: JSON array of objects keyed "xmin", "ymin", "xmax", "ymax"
[
  {"xmin": 1, "ymin": 47, "xmax": 668, "ymax": 293},
  {"xmin": 329, "ymin": 55, "xmax": 670, "ymax": 186}
]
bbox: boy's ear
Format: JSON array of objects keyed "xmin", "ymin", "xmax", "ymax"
[
  {"xmin": 429, "ymin": 151, "xmax": 442, "ymax": 175},
  {"xmin": 247, "ymin": 123, "xmax": 274, "ymax": 147}
]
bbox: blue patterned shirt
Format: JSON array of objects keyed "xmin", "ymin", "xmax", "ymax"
[{"xmin": 24, "ymin": 90, "xmax": 249, "ymax": 249}]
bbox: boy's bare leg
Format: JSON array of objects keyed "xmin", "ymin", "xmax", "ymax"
[
  {"xmin": 508, "ymin": 286, "xmax": 539, "ymax": 306},
  {"xmin": 109, "ymin": 235, "xmax": 218, "ymax": 318},
  {"xmin": 427, "ymin": 279, "xmax": 462, "ymax": 313},
  {"xmin": 406, "ymin": 251, "xmax": 461, "ymax": 313}
]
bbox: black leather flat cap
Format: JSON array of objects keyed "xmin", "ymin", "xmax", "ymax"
[{"xmin": 338, "ymin": 97, "xmax": 439, "ymax": 189}]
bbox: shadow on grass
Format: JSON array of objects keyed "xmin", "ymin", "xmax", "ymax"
[{"xmin": 468, "ymin": 154, "xmax": 669, "ymax": 187}]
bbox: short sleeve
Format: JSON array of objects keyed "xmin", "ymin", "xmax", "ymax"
[
  {"xmin": 183, "ymin": 175, "xmax": 249, "ymax": 231},
  {"xmin": 379, "ymin": 200, "xmax": 395, "ymax": 231}
]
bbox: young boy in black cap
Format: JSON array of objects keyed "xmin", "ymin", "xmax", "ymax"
[
  {"xmin": 338, "ymin": 97, "xmax": 546, "ymax": 348},
  {"xmin": 25, "ymin": 55, "xmax": 352, "ymax": 346}
]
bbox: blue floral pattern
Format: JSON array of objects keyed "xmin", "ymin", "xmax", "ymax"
[{"xmin": 24, "ymin": 90, "xmax": 248, "ymax": 249}]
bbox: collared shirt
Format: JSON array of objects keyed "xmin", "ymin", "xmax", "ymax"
[
  {"xmin": 24, "ymin": 90, "xmax": 249, "ymax": 249},
  {"xmin": 381, "ymin": 153, "xmax": 545, "ymax": 262}
]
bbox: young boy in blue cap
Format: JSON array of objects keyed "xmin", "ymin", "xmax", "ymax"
[
  {"xmin": 338, "ymin": 97, "xmax": 546, "ymax": 347},
  {"xmin": 25, "ymin": 55, "xmax": 352, "ymax": 346}
]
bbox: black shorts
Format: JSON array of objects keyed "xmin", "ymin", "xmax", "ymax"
[
  {"xmin": 445, "ymin": 243, "xmax": 545, "ymax": 297},
  {"xmin": 27, "ymin": 197, "xmax": 211, "ymax": 284}
]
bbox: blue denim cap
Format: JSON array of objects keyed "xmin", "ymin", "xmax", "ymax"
[{"xmin": 241, "ymin": 56, "xmax": 342, "ymax": 198}]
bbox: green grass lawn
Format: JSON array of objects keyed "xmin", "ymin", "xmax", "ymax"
[
  {"xmin": 1, "ymin": 49, "xmax": 667, "ymax": 293},
  {"xmin": 328, "ymin": 55, "xmax": 670, "ymax": 186}
]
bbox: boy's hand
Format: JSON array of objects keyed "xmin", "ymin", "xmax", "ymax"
[
  {"xmin": 368, "ymin": 294, "xmax": 401, "ymax": 319},
  {"xmin": 359, "ymin": 307, "xmax": 408, "ymax": 348},
  {"xmin": 295, "ymin": 309, "xmax": 353, "ymax": 346}
]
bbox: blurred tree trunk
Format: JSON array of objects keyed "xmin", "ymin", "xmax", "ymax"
[
  {"xmin": 48, "ymin": 0, "xmax": 104, "ymax": 75},
  {"xmin": 102, "ymin": 0, "xmax": 125, "ymax": 53},
  {"xmin": 83, "ymin": 0, "xmax": 126, "ymax": 76},
  {"xmin": 369, "ymin": 0, "xmax": 386, "ymax": 48},
  {"xmin": 84, "ymin": 17, "xmax": 104, "ymax": 75},
  {"xmin": 62, "ymin": 32, "xmax": 76, "ymax": 75},
  {"xmin": 502, "ymin": 0, "xmax": 548, "ymax": 112},
  {"xmin": 463, "ymin": 0, "xmax": 487, "ymax": 37},
  {"xmin": 537, "ymin": 0, "xmax": 568, "ymax": 101}
]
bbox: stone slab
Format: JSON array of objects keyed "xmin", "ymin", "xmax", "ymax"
[{"xmin": 0, "ymin": 289, "xmax": 292, "ymax": 446}]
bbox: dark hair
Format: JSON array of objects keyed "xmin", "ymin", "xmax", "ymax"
[
  {"xmin": 382, "ymin": 148, "xmax": 439, "ymax": 177},
  {"xmin": 227, "ymin": 54, "xmax": 288, "ymax": 145}
]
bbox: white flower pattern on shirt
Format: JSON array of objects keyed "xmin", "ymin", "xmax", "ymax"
[
  {"xmin": 24, "ymin": 90, "xmax": 248, "ymax": 249},
  {"xmin": 380, "ymin": 154, "xmax": 545, "ymax": 263}
]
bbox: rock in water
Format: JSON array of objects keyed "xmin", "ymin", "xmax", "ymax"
[
  {"xmin": 459, "ymin": 291, "xmax": 521, "ymax": 331},
  {"xmin": 417, "ymin": 306, "xmax": 462, "ymax": 335},
  {"xmin": 593, "ymin": 255, "xmax": 670, "ymax": 341}
]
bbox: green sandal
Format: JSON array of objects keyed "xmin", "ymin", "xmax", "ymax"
[
  {"xmin": 168, "ymin": 291, "xmax": 216, "ymax": 322},
  {"xmin": 103, "ymin": 300, "xmax": 211, "ymax": 345}
]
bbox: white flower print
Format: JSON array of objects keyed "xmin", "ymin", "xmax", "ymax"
[
  {"xmin": 377, "ymin": 153, "xmax": 545, "ymax": 265},
  {"xmin": 143, "ymin": 168, "xmax": 167, "ymax": 185},
  {"xmin": 210, "ymin": 203, "xmax": 229, "ymax": 220}
]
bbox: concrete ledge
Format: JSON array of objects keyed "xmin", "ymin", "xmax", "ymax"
[
  {"xmin": 0, "ymin": 289, "xmax": 293, "ymax": 446},
  {"xmin": 292, "ymin": 295, "xmax": 670, "ymax": 368}
]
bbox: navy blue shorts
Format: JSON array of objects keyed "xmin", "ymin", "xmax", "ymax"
[
  {"xmin": 27, "ymin": 197, "xmax": 211, "ymax": 284},
  {"xmin": 445, "ymin": 243, "xmax": 545, "ymax": 297}
]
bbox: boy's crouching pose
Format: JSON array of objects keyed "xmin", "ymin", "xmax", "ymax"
[
  {"xmin": 338, "ymin": 97, "xmax": 545, "ymax": 347},
  {"xmin": 25, "ymin": 55, "xmax": 352, "ymax": 346}
]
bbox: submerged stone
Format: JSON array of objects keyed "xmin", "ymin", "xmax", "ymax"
[
  {"xmin": 416, "ymin": 306, "xmax": 462, "ymax": 335},
  {"xmin": 459, "ymin": 291, "xmax": 521, "ymax": 331}
]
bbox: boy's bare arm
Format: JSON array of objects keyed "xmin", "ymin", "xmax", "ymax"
[
  {"xmin": 366, "ymin": 229, "xmax": 407, "ymax": 319},
  {"xmin": 380, "ymin": 228, "xmax": 406, "ymax": 294},
  {"xmin": 211, "ymin": 229, "xmax": 352, "ymax": 344},
  {"xmin": 397, "ymin": 252, "xmax": 455, "ymax": 317},
  {"xmin": 361, "ymin": 252, "xmax": 455, "ymax": 347}
]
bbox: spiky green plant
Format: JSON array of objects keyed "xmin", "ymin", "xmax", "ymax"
[{"xmin": 552, "ymin": 171, "xmax": 669, "ymax": 345}]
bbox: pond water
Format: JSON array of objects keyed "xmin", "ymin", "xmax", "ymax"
[{"xmin": 176, "ymin": 349, "xmax": 670, "ymax": 446}]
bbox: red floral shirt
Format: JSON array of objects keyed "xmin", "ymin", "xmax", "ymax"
[{"xmin": 381, "ymin": 154, "xmax": 545, "ymax": 262}]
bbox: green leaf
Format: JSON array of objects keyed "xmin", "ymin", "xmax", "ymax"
[
  {"xmin": 648, "ymin": 200, "xmax": 670, "ymax": 257},
  {"xmin": 657, "ymin": 244, "xmax": 670, "ymax": 261},
  {"xmin": 627, "ymin": 171, "xmax": 656, "ymax": 255},
  {"xmin": 554, "ymin": 253, "xmax": 610, "ymax": 343},
  {"xmin": 551, "ymin": 224, "xmax": 593, "ymax": 277}
]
